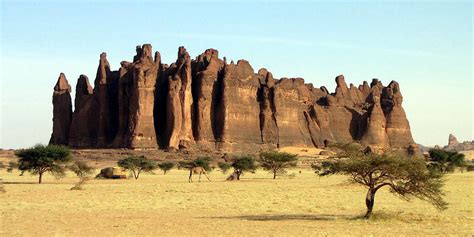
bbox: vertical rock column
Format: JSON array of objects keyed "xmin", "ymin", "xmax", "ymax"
[
  {"xmin": 166, "ymin": 47, "xmax": 194, "ymax": 149},
  {"xmin": 128, "ymin": 44, "xmax": 159, "ymax": 149},
  {"xmin": 69, "ymin": 74, "xmax": 98, "ymax": 147},
  {"xmin": 383, "ymin": 81, "xmax": 415, "ymax": 148},
  {"xmin": 50, "ymin": 73, "xmax": 72, "ymax": 145},
  {"xmin": 191, "ymin": 49, "xmax": 224, "ymax": 149}
]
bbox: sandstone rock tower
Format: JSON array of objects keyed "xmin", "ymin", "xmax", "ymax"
[{"xmin": 50, "ymin": 44, "xmax": 417, "ymax": 154}]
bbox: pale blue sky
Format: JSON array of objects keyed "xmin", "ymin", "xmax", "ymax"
[{"xmin": 1, "ymin": 1, "xmax": 472, "ymax": 149}]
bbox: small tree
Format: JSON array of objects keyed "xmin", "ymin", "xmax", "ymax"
[
  {"xmin": 15, "ymin": 145, "xmax": 72, "ymax": 184},
  {"xmin": 218, "ymin": 162, "xmax": 232, "ymax": 174},
  {"xmin": 178, "ymin": 156, "xmax": 212, "ymax": 171},
  {"xmin": 428, "ymin": 149, "xmax": 467, "ymax": 173},
  {"xmin": 314, "ymin": 144, "xmax": 447, "ymax": 219},
  {"xmin": 117, "ymin": 156, "xmax": 157, "ymax": 180},
  {"xmin": 69, "ymin": 161, "xmax": 94, "ymax": 190},
  {"xmin": 158, "ymin": 161, "xmax": 175, "ymax": 175},
  {"xmin": 229, "ymin": 155, "xmax": 257, "ymax": 180},
  {"xmin": 259, "ymin": 151, "xmax": 298, "ymax": 179}
]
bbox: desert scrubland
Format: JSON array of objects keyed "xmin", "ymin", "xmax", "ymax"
[{"xmin": 1, "ymin": 167, "xmax": 472, "ymax": 236}]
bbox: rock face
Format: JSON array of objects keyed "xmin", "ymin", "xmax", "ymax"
[
  {"xmin": 50, "ymin": 44, "xmax": 417, "ymax": 154},
  {"xmin": 443, "ymin": 134, "xmax": 474, "ymax": 152},
  {"xmin": 50, "ymin": 73, "xmax": 72, "ymax": 145}
]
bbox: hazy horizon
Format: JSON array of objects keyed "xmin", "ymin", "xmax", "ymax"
[{"xmin": 1, "ymin": 1, "xmax": 472, "ymax": 149}]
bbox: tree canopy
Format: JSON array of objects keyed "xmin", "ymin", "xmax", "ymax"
[
  {"xmin": 428, "ymin": 149, "xmax": 467, "ymax": 173},
  {"xmin": 259, "ymin": 151, "xmax": 298, "ymax": 179},
  {"xmin": 228, "ymin": 155, "xmax": 257, "ymax": 180},
  {"xmin": 178, "ymin": 156, "xmax": 212, "ymax": 171},
  {"xmin": 158, "ymin": 161, "xmax": 175, "ymax": 174},
  {"xmin": 314, "ymin": 144, "xmax": 447, "ymax": 219},
  {"xmin": 15, "ymin": 145, "xmax": 72, "ymax": 183},
  {"xmin": 117, "ymin": 156, "xmax": 157, "ymax": 179}
]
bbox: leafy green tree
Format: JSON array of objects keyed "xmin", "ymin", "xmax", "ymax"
[
  {"xmin": 218, "ymin": 162, "xmax": 232, "ymax": 174},
  {"xmin": 229, "ymin": 155, "xmax": 257, "ymax": 180},
  {"xmin": 428, "ymin": 149, "xmax": 467, "ymax": 173},
  {"xmin": 259, "ymin": 151, "xmax": 298, "ymax": 179},
  {"xmin": 314, "ymin": 144, "xmax": 447, "ymax": 219},
  {"xmin": 178, "ymin": 156, "xmax": 212, "ymax": 171},
  {"xmin": 158, "ymin": 161, "xmax": 175, "ymax": 174},
  {"xmin": 69, "ymin": 161, "xmax": 94, "ymax": 190},
  {"xmin": 117, "ymin": 156, "xmax": 157, "ymax": 180},
  {"xmin": 15, "ymin": 145, "xmax": 72, "ymax": 184}
]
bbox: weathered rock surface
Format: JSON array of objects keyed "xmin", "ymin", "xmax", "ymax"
[
  {"xmin": 217, "ymin": 60, "xmax": 262, "ymax": 150},
  {"xmin": 51, "ymin": 44, "xmax": 417, "ymax": 154},
  {"xmin": 443, "ymin": 133, "xmax": 474, "ymax": 151},
  {"xmin": 68, "ymin": 74, "xmax": 98, "ymax": 147},
  {"xmin": 191, "ymin": 49, "xmax": 224, "ymax": 149},
  {"xmin": 50, "ymin": 73, "xmax": 72, "ymax": 145}
]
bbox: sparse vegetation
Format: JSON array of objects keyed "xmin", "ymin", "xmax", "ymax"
[
  {"xmin": 218, "ymin": 162, "xmax": 232, "ymax": 174},
  {"xmin": 7, "ymin": 161, "xmax": 18, "ymax": 173},
  {"xmin": 14, "ymin": 145, "xmax": 72, "ymax": 184},
  {"xmin": 228, "ymin": 155, "xmax": 257, "ymax": 180},
  {"xmin": 69, "ymin": 161, "xmax": 94, "ymax": 190},
  {"xmin": 259, "ymin": 151, "xmax": 298, "ymax": 179},
  {"xmin": 117, "ymin": 156, "xmax": 157, "ymax": 180},
  {"xmin": 158, "ymin": 161, "xmax": 175, "ymax": 175},
  {"xmin": 314, "ymin": 144, "xmax": 448, "ymax": 219},
  {"xmin": 428, "ymin": 149, "xmax": 467, "ymax": 173}
]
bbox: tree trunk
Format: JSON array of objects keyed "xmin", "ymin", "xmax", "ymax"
[
  {"xmin": 273, "ymin": 172, "xmax": 277, "ymax": 179},
  {"xmin": 38, "ymin": 172, "xmax": 43, "ymax": 184},
  {"xmin": 364, "ymin": 188, "xmax": 376, "ymax": 219}
]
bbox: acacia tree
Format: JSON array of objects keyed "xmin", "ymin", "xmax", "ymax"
[
  {"xmin": 314, "ymin": 144, "xmax": 448, "ymax": 219},
  {"xmin": 218, "ymin": 162, "xmax": 232, "ymax": 174},
  {"xmin": 158, "ymin": 161, "xmax": 175, "ymax": 175},
  {"xmin": 428, "ymin": 149, "xmax": 467, "ymax": 173},
  {"xmin": 228, "ymin": 155, "xmax": 257, "ymax": 180},
  {"xmin": 69, "ymin": 161, "xmax": 94, "ymax": 190},
  {"xmin": 15, "ymin": 145, "xmax": 72, "ymax": 184},
  {"xmin": 118, "ymin": 156, "xmax": 157, "ymax": 180},
  {"xmin": 259, "ymin": 151, "xmax": 298, "ymax": 179}
]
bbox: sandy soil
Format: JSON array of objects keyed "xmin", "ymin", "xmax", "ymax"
[{"xmin": 1, "ymin": 168, "xmax": 472, "ymax": 236}]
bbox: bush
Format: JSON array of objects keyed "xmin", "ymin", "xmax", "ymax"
[
  {"xmin": 7, "ymin": 161, "xmax": 18, "ymax": 173},
  {"xmin": 158, "ymin": 162, "xmax": 175, "ymax": 174},
  {"xmin": 14, "ymin": 145, "xmax": 72, "ymax": 184},
  {"xmin": 69, "ymin": 161, "xmax": 94, "ymax": 190},
  {"xmin": 428, "ymin": 149, "xmax": 467, "ymax": 173},
  {"xmin": 117, "ymin": 156, "xmax": 157, "ymax": 180}
]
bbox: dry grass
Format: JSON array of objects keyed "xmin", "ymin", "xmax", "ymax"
[
  {"xmin": 461, "ymin": 150, "xmax": 474, "ymax": 162},
  {"xmin": 1, "ymin": 168, "xmax": 472, "ymax": 236}
]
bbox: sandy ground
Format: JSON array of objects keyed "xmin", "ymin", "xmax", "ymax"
[{"xmin": 1, "ymin": 168, "xmax": 473, "ymax": 236}]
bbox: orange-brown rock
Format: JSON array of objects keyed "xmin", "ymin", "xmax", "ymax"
[
  {"xmin": 216, "ymin": 60, "xmax": 261, "ymax": 150},
  {"xmin": 191, "ymin": 49, "xmax": 224, "ymax": 149},
  {"xmin": 50, "ymin": 73, "xmax": 72, "ymax": 145},
  {"xmin": 166, "ymin": 47, "xmax": 194, "ymax": 149},
  {"xmin": 50, "ymin": 44, "xmax": 416, "ymax": 154},
  {"xmin": 68, "ymin": 74, "xmax": 98, "ymax": 147}
]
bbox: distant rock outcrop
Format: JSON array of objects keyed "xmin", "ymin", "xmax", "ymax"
[
  {"xmin": 50, "ymin": 44, "xmax": 418, "ymax": 154},
  {"xmin": 443, "ymin": 134, "xmax": 474, "ymax": 151}
]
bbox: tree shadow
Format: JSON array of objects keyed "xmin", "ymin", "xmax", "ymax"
[
  {"xmin": 201, "ymin": 213, "xmax": 363, "ymax": 221},
  {"xmin": 4, "ymin": 181, "xmax": 39, "ymax": 184}
]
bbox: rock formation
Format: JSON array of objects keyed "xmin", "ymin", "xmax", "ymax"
[
  {"xmin": 50, "ymin": 44, "xmax": 418, "ymax": 154},
  {"xmin": 443, "ymin": 134, "xmax": 474, "ymax": 152},
  {"xmin": 50, "ymin": 73, "xmax": 72, "ymax": 145}
]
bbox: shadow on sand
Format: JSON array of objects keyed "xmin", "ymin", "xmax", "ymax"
[{"xmin": 200, "ymin": 214, "xmax": 362, "ymax": 221}]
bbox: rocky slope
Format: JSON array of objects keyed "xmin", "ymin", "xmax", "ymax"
[{"xmin": 50, "ymin": 44, "xmax": 417, "ymax": 154}]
